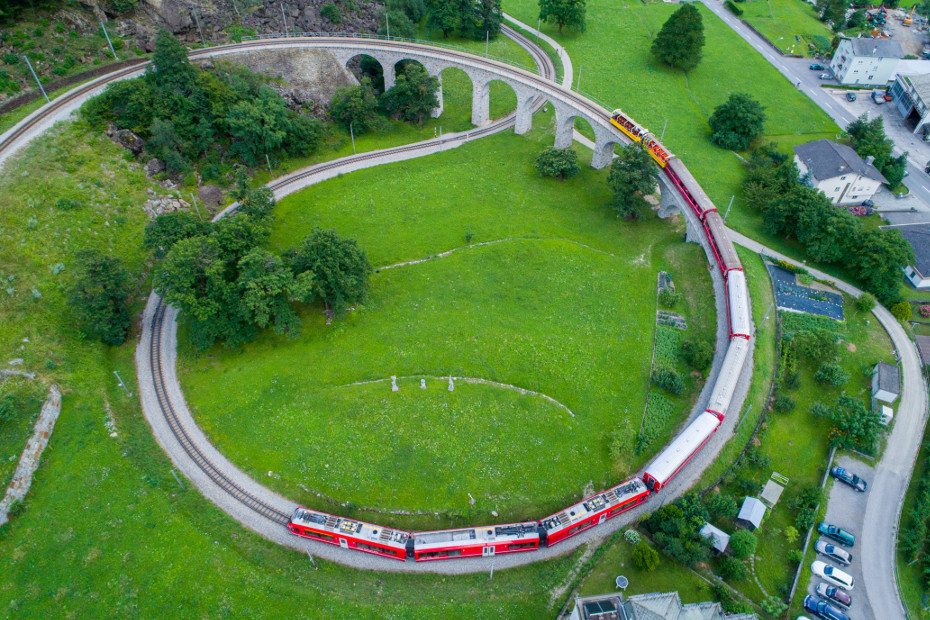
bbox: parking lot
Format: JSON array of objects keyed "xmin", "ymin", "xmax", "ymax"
[{"xmin": 805, "ymin": 454, "xmax": 876, "ymax": 619}]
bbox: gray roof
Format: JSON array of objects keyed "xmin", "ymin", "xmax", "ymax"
[
  {"xmin": 700, "ymin": 522, "xmax": 731, "ymax": 553},
  {"xmin": 916, "ymin": 335, "xmax": 930, "ymax": 366},
  {"xmin": 845, "ymin": 36, "xmax": 905, "ymax": 59},
  {"xmin": 737, "ymin": 497, "xmax": 766, "ymax": 528},
  {"xmin": 793, "ymin": 139, "xmax": 888, "ymax": 184},
  {"xmin": 883, "ymin": 222, "xmax": 930, "ymax": 276},
  {"xmin": 901, "ymin": 73, "xmax": 930, "ymax": 104},
  {"xmin": 573, "ymin": 592, "xmax": 757, "ymax": 620},
  {"xmin": 874, "ymin": 361, "xmax": 901, "ymax": 396}
]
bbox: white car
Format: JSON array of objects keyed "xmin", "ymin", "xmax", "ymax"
[
  {"xmin": 811, "ymin": 561, "xmax": 855, "ymax": 591},
  {"xmin": 815, "ymin": 539, "xmax": 852, "ymax": 565}
]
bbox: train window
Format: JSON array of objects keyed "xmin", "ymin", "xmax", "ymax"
[
  {"xmin": 418, "ymin": 549, "xmax": 463, "ymax": 559},
  {"xmin": 507, "ymin": 542, "xmax": 537, "ymax": 550},
  {"xmin": 305, "ymin": 530, "xmax": 336, "ymax": 543},
  {"xmin": 356, "ymin": 541, "xmax": 394, "ymax": 555}
]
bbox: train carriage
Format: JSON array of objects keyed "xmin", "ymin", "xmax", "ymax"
[
  {"xmin": 704, "ymin": 337, "xmax": 750, "ymax": 419},
  {"xmin": 702, "ymin": 211, "xmax": 742, "ymax": 275},
  {"xmin": 540, "ymin": 478, "xmax": 649, "ymax": 546},
  {"xmin": 288, "ymin": 507, "xmax": 409, "ymax": 561},
  {"xmin": 726, "ymin": 270, "xmax": 752, "ymax": 340},
  {"xmin": 642, "ymin": 412, "xmax": 722, "ymax": 491},
  {"xmin": 665, "ymin": 158, "xmax": 717, "ymax": 221},
  {"xmin": 411, "ymin": 522, "xmax": 540, "ymax": 561}
]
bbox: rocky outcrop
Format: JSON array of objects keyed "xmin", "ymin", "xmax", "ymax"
[
  {"xmin": 197, "ymin": 184, "xmax": 224, "ymax": 207},
  {"xmin": 144, "ymin": 191, "xmax": 192, "ymax": 218},
  {"xmin": 144, "ymin": 158, "xmax": 166, "ymax": 177}
]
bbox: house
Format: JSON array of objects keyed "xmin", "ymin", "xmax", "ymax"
[
  {"xmin": 830, "ymin": 37, "xmax": 904, "ymax": 86},
  {"xmin": 916, "ymin": 335, "xmax": 930, "ymax": 367},
  {"xmin": 736, "ymin": 497, "xmax": 766, "ymax": 530},
  {"xmin": 793, "ymin": 139, "xmax": 887, "ymax": 205},
  {"xmin": 889, "ymin": 73, "xmax": 930, "ymax": 136},
  {"xmin": 872, "ymin": 361, "xmax": 901, "ymax": 403},
  {"xmin": 700, "ymin": 522, "xmax": 730, "ymax": 554},
  {"xmin": 568, "ymin": 591, "xmax": 757, "ymax": 620},
  {"xmin": 881, "ymin": 223, "xmax": 930, "ymax": 289}
]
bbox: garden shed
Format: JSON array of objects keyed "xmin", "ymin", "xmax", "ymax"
[
  {"xmin": 736, "ymin": 497, "xmax": 766, "ymax": 530},
  {"xmin": 700, "ymin": 522, "xmax": 730, "ymax": 554},
  {"xmin": 872, "ymin": 361, "xmax": 901, "ymax": 404}
]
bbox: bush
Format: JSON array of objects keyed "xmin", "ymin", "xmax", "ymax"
[
  {"xmin": 632, "ymin": 542, "xmax": 660, "ymax": 571},
  {"xmin": 69, "ymin": 250, "xmax": 133, "ymax": 346},
  {"xmin": 652, "ymin": 367, "xmax": 685, "ymax": 395},
  {"xmin": 54, "ymin": 198, "xmax": 82, "ymax": 211},
  {"xmin": 814, "ymin": 362, "xmax": 849, "ymax": 386},
  {"xmin": 892, "ymin": 301, "xmax": 912, "ymax": 321},
  {"xmin": 535, "ymin": 147, "xmax": 580, "ymax": 180},
  {"xmin": 718, "ymin": 556, "xmax": 748, "ymax": 581},
  {"xmin": 724, "ymin": 0, "xmax": 743, "ymax": 15},
  {"xmin": 761, "ymin": 596, "xmax": 788, "ymax": 615},
  {"xmin": 789, "ymin": 548, "xmax": 804, "ymax": 563},
  {"xmin": 705, "ymin": 492, "xmax": 737, "ymax": 518},
  {"xmin": 709, "ymin": 93, "xmax": 766, "ymax": 151},
  {"xmin": 321, "ymin": 2, "xmax": 342, "ymax": 23},
  {"xmin": 624, "ymin": 529, "xmax": 642, "ymax": 545},
  {"xmin": 771, "ymin": 392, "xmax": 795, "ymax": 413},
  {"xmin": 855, "ymin": 292, "xmax": 876, "ymax": 312},
  {"xmin": 682, "ymin": 339, "xmax": 713, "ymax": 371},
  {"xmin": 658, "ymin": 287, "xmax": 680, "ymax": 308},
  {"xmin": 810, "ymin": 401, "xmax": 832, "ymax": 418},
  {"xmin": 729, "ymin": 529, "xmax": 757, "ymax": 559},
  {"xmin": 784, "ymin": 525, "xmax": 799, "ymax": 544}
]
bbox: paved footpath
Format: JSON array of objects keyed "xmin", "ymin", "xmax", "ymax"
[{"xmin": 729, "ymin": 228, "xmax": 927, "ymax": 619}]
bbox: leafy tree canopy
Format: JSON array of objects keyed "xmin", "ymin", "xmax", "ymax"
[
  {"xmin": 708, "ymin": 93, "xmax": 766, "ymax": 151},
  {"xmin": 143, "ymin": 210, "xmax": 211, "ymax": 259},
  {"xmin": 69, "ymin": 250, "xmax": 133, "ymax": 346},
  {"xmin": 651, "ymin": 4, "xmax": 705, "ymax": 71},
  {"xmin": 535, "ymin": 147, "xmax": 580, "ymax": 180},
  {"xmin": 286, "ymin": 227, "xmax": 373, "ymax": 315},
  {"xmin": 330, "ymin": 79, "xmax": 383, "ymax": 134},
  {"xmin": 379, "ymin": 64, "xmax": 440, "ymax": 125},
  {"xmin": 608, "ymin": 143, "xmax": 658, "ymax": 218},
  {"xmin": 538, "ymin": 0, "xmax": 587, "ymax": 34}
]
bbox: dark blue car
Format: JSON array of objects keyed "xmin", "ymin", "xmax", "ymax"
[
  {"xmin": 804, "ymin": 595, "xmax": 850, "ymax": 620},
  {"xmin": 830, "ymin": 466, "xmax": 867, "ymax": 492}
]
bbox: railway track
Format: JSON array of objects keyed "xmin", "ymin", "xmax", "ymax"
[{"xmin": 149, "ymin": 300, "xmax": 292, "ymax": 525}]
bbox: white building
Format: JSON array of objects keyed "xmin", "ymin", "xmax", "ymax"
[
  {"xmin": 890, "ymin": 73, "xmax": 930, "ymax": 135},
  {"xmin": 793, "ymin": 139, "xmax": 887, "ymax": 205},
  {"xmin": 881, "ymin": 222, "xmax": 930, "ymax": 289},
  {"xmin": 830, "ymin": 37, "xmax": 904, "ymax": 86}
]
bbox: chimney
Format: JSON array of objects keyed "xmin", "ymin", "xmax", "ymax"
[{"xmin": 866, "ymin": 155, "xmax": 875, "ymax": 166}]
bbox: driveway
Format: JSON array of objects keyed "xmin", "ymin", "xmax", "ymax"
[{"xmin": 807, "ymin": 454, "xmax": 876, "ymax": 620}]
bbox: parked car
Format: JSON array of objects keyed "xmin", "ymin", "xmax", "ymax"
[
  {"xmin": 815, "ymin": 539, "xmax": 852, "ymax": 565},
  {"xmin": 830, "ymin": 466, "xmax": 867, "ymax": 492},
  {"xmin": 819, "ymin": 73, "xmax": 832, "ymax": 80},
  {"xmin": 816, "ymin": 583, "xmax": 853, "ymax": 608},
  {"xmin": 846, "ymin": 92, "xmax": 857, "ymax": 101},
  {"xmin": 810, "ymin": 63, "xmax": 826, "ymax": 70},
  {"xmin": 811, "ymin": 561, "xmax": 855, "ymax": 590},
  {"xmin": 872, "ymin": 90, "xmax": 887, "ymax": 104},
  {"xmin": 804, "ymin": 595, "xmax": 850, "ymax": 620},
  {"xmin": 818, "ymin": 522, "xmax": 855, "ymax": 547}
]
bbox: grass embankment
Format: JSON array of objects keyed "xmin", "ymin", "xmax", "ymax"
[
  {"xmin": 897, "ymin": 421, "xmax": 930, "ymax": 619},
  {"xmin": 503, "ymin": 0, "xmax": 845, "ymax": 266},
  {"xmin": 738, "ymin": 0, "xmax": 835, "ymax": 56},
  {"xmin": 179, "ymin": 114, "xmax": 715, "ymax": 528},
  {"xmin": 0, "ymin": 102, "xmax": 590, "ymax": 620}
]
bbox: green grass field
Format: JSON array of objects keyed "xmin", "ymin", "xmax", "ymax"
[
  {"xmin": 178, "ymin": 118, "xmax": 715, "ymax": 527},
  {"xmin": 738, "ymin": 0, "xmax": 834, "ymax": 56},
  {"xmin": 897, "ymin": 426, "xmax": 930, "ymax": 619}
]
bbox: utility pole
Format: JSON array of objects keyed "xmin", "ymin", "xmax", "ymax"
[
  {"xmin": 350, "ymin": 123, "xmax": 356, "ymax": 154},
  {"xmin": 232, "ymin": 0, "xmax": 240, "ymax": 16},
  {"xmin": 386, "ymin": 12, "xmax": 390, "ymax": 38},
  {"xmin": 485, "ymin": 30, "xmax": 489, "ymax": 57},
  {"xmin": 192, "ymin": 10, "xmax": 206, "ymax": 46},
  {"xmin": 537, "ymin": 17, "xmax": 541, "ymax": 42},
  {"xmin": 113, "ymin": 370, "xmax": 132, "ymax": 397},
  {"xmin": 99, "ymin": 20, "xmax": 118, "ymax": 60},
  {"xmin": 660, "ymin": 118, "xmax": 668, "ymax": 142},
  {"xmin": 723, "ymin": 195, "xmax": 735, "ymax": 222},
  {"xmin": 23, "ymin": 55, "xmax": 48, "ymax": 103},
  {"xmin": 280, "ymin": 2, "xmax": 288, "ymax": 36},
  {"xmin": 265, "ymin": 153, "xmax": 273, "ymax": 173},
  {"xmin": 189, "ymin": 193, "xmax": 203, "ymax": 221},
  {"xmin": 576, "ymin": 64, "xmax": 581, "ymax": 91}
]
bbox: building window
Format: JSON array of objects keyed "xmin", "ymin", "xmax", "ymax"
[
  {"xmin": 841, "ymin": 176, "xmax": 846, "ymax": 180},
  {"xmin": 835, "ymin": 187, "xmax": 841, "ymax": 191}
]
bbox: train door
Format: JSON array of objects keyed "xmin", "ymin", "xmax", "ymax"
[
  {"xmin": 339, "ymin": 538, "xmax": 348, "ymax": 549},
  {"xmin": 483, "ymin": 546, "xmax": 495, "ymax": 557},
  {"xmin": 598, "ymin": 514, "xmax": 606, "ymax": 525}
]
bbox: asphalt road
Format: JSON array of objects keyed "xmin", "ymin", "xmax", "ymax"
[
  {"xmin": 729, "ymin": 228, "xmax": 927, "ymax": 620},
  {"xmin": 699, "ymin": 0, "xmax": 930, "ymax": 208}
]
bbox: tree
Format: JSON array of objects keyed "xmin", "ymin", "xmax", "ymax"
[
  {"xmin": 330, "ymin": 80, "xmax": 382, "ymax": 134},
  {"xmin": 460, "ymin": 0, "xmax": 503, "ymax": 39},
  {"xmin": 817, "ymin": 0, "xmax": 847, "ymax": 28},
  {"xmin": 856, "ymin": 292, "xmax": 877, "ymax": 312},
  {"xmin": 708, "ymin": 93, "xmax": 766, "ymax": 151},
  {"xmin": 651, "ymin": 4, "xmax": 705, "ymax": 71},
  {"xmin": 772, "ymin": 392, "xmax": 796, "ymax": 413},
  {"xmin": 682, "ymin": 339, "xmax": 713, "ymax": 371},
  {"xmin": 143, "ymin": 211, "xmax": 211, "ymax": 258},
  {"xmin": 390, "ymin": 0, "xmax": 428, "ymax": 22},
  {"xmin": 658, "ymin": 287, "xmax": 680, "ymax": 308},
  {"xmin": 851, "ymin": 227, "xmax": 914, "ymax": 305},
  {"xmin": 147, "ymin": 30, "xmax": 196, "ymax": 96},
  {"xmin": 652, "ymin": 367, "xmax": 685, "ymax": 395},
  {"xmin": 718, "ymin": 556, "xmax": 748, "ymax": 581},
  {"xmin": 287, "ymin": 228, "xmax": 373, "ymax": 315},
  {"xmin": 379, "ymin": 8, "xmax": 416, "ymax": 38},
  {"xmin": 643, "ymin": 494, "xmax": 712, "ymax": 566},
  {"xmin": 535, "ymin": 147, "xmax": 580, "ymax": 180},
  {"xmin": 705, "ymin": 492, "xmax": 737, "ymax": 518},
  {"xmin": 427, "ymin": 0, "xmax": 463, "ymax": 36},
  {"xmin": 237, "ymin": 248, "xmax": 315, "ymax": 336},
  {"xmin": 147, "ymin": 118, "xmax": 189, "ymax": 176},
  {"xmin": 847, "ymin": 114, "xmax": 893, "ymax": 170},
  {"xmin": 227, "ymin": 88, "xmax": 291, "ymax": 166},
  {"xmin": 379, "ymin": 64, "xmax": 440, "ymax": 125},
  {"xmin": 69, "ymin": 250, "xmax": 133, "ymax": 346},
  {"xmin": 884, "ymin": 153, "xmax": 908, "ymax": 188},
  {"xmin": 320, "ymin": 2, "xmax": 342, "ymax": 23},
  {"xmin": 632, "ymin": 542, "xmax": 660, "ymax": 571},
  {"xmin": 608, "ymin": 144, "xmax": 658, "ymax": 218},
  {"xmin": 730, "ymin": 529, "xmax": 757, "ymax": 559},
  {"xmin": 814, "ymin": 362, "xmax": 849, "ymax": 386},
  {"xmin": 538, "ymin": 0, "xmax": 586, "ymax": 33},
  {"xmin": 846, "ymin": 8, "xmax": 867, "ymax": 28},
  {"xmin": 829, "ymin": 393, "xmax": 881, "ymax": 450},
  {"xmin": 892, "ymin": 301, "xmax": 913, "ymax": 321}
]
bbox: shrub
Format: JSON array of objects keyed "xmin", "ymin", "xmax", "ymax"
[
  {"xmin": 624, "ymin": 529, "xmax": 642, "ymax": 545},
  {"xmin": 761, "ymin": 596, "xmax": 788, "ymax": 615},
  {"xmin": 814, "ymin": 362, "xmax": 850, "ymax": 387},
  {"xmin": 789, "ymin": 548, "xmax": 804, "ymax": 563},
  {"xmin": 2, "ymin": 53, "xmax": 17, "ymax": 65},
  {"xmin": 921, "ymin": 305, "xmax": 930, "ymax": 318},
  {"xmin": 54, "ymin": 198, "xmax": 82, "ymax": 211},
  {"xmin": 652, "ymin": 367, "xmax": 685, "ymax": 395},
  {"xmin": 632, "ymin": 542, "xmax": 660, "ymax": 571},
  {"xmin": 856, "ymin": 292, "xmax": 876, "ymax": 312},
  {"xmin": 730, "ymin": 529, "xmax": 757, "ymax": 559},
  {"xmin": 535, "ymin": 147, "xmax": 580, "ymax": 180},
  {"xmin": 718, "ymin": 556, "xmax": 748, "ymax": 581},
  {"xmin": 658, "ymin": 287, "xmax": 679, "ymax": 308},
  {"xmin": 0, "ymin": 394, "xmax": 15, "ymax": 423},
  {"xmin": 771, "ymin": 392, "xmax": 795, "ymax": 413},
  {"xmin": 321, "ymin": 2, "xmax": 342, "ymax": 23},
  {"xmin": 892, "ymin": 301, "xmax": 912, "ymax": 321},
  {"xmin": 69, "ymin": 250, "xmax": 133, "ymax": 346},
  {"xmin": 682, "ymin": 339, "xmax": 713, "ymax": 370},
  {"xmin": 724, "ymin": 0, "xmax": 743, "ymax": 15},
  {"xmin": 784, "ymin": 525, "xmax": 799, "ymax": 544},
  {"xmin": 705, "ymin": 492, "xmax": 737, "ymax": 518},
  {"xmin": 810, "ymin": 401, "xmax": 832, "ymax": 418}
]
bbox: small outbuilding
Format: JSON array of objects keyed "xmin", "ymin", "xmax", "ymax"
[
  {"xmin": 700, "ymin": 522, "xmax": 731, "ymax": 554},
  {"xmin": 872, "ymin": 361, "xmax": 901, "ymax": 404},
  {"xmin": 736, "ymin": 497, "xmax": 766, "ymax": 530},
  {"xmin": 880, "ymin": 404, "xmax": 894, "ymax": 426},
  {"xmin": 916, "ymin": 335, "xmax": 930, "ymax": 368}
]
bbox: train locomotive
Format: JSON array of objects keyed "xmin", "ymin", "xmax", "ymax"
[{"xmin": 286, "ymin": 108, "xmax": 752, "ymax": 563}]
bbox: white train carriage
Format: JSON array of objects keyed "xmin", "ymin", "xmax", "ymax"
[
  {"xmin": 642, "ymin": 412, "xmax": 722, "ymax": 491},
  {"xmin": 411, "ymin": 522, "xmax": 540, "ymax": 561},
  {"xmin": 726, "ymin": 270, "xmax": 752, "ymax": 340},
  {"xmin": 704, "ymin": 337, "xmax": 750, "ymax": 419}
]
